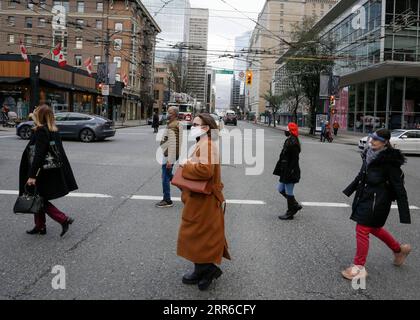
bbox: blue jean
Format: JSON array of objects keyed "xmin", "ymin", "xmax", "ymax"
[
  {"xmin": 162, "ymin": 164, "xmax": 174, "ymax": 201},
  {"xmin": 277, "ymin": 182, "xmax": 295, "ymax": 196}
]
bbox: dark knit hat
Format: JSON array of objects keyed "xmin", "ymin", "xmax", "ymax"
[{"xmin": 370, "ymin": 128, "xmax": 391, "ymax": 142}]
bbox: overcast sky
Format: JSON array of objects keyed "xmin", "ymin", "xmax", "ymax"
[{"xmin": 189, "ymin": 0, "xmax": 266, "ymax": 109}]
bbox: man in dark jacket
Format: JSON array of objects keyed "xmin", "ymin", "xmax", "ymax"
[
  {"xmin": 273, "ymin": 122, "xmax": 302, "ymax": 220},
  {"xmin": 342, "ymin": 129, "xmax": 411, "ymax": 280},
  {"xmin": 152, "ymin": 111, "xmax": 160, "ymax": 133}
]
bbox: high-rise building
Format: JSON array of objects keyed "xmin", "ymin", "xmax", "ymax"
[
  {"xmin": 205, "ymin": 68, "xmax": 216, "ymax": 113},
  {"xmin": 246, "ymin": 0, "xmax": 338, "ymax": 116},
  {"xmin": 142, "ymin": 0, "xmax": 191, "ymax": 63},
  {"xmin": 185, "ymin": 8, "xmax": 209, "ymax": 105}
]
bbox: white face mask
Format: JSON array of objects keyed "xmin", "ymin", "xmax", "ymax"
[{"xmin": 190, "ymin": 126, "xmax": 206, "ymax": 139}]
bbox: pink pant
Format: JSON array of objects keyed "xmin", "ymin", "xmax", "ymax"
[
  {"xmin": 354, "ymin": 224, "xmax": 401, "ymax": 266},
  {"xmin": 34, "ymin": 202, "xmax": 68, "ymax": 229}
]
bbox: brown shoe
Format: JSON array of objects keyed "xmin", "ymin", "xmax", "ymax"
[
  {"xmin": 394, "ymin": 244, "xmax": 411, "ymax": 266},
  {"xmin": 341, "ymin": 265, "xmax": 368, "ymax": 280}
]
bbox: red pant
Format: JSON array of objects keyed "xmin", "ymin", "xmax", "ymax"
[
  {"xmin": 354, "ymin": 224, "xmax": 401, "ymax": 266},
  {"xmin": 34, "ymin": 202, "xmax": 68, "ymax": 229}
]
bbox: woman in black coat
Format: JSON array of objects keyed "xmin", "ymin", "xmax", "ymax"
[
  {"xmin": 342, "ymin": 129, "xmax": 411, "ymax": 280},
  {"xmin": 273, "ymin": 122, "xmax": 302, "ymax": 220},
  {"xmin": 19, "ymin": 105, "xmax": 78, "ymax": 237}
]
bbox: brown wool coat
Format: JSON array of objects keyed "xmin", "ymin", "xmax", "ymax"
[{"xmin": 177, "ymin": 137, "xmax": 231, "ymax": 265}]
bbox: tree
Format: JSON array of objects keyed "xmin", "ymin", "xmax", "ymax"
[
  {"xmin": 283, "ymin": 16, "xmax": 336, "ymax": 134},
  {"xmin": 279, "ymin": 74, "xmax": 306, "ymax": 124},
  {"xmin": 262, "ymin": 90, "xmax": 281, "ymax": 127},
  {"xmin": 164, "ymin": 53, "xmax": 188, "ymax": 93}
]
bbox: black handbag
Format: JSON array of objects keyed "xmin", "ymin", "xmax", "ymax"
[
  {"xmin": 28, "ymin": 128, "xmax": 63, "ymax": 170},
  {"xmin": 13, "ymin": 185, "xmax": 44, "ymax": 214}
]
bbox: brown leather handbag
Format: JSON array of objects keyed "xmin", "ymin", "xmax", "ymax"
[{"xmin": 171, "ymin": 167, "xmax": 212, "ymax": 195}]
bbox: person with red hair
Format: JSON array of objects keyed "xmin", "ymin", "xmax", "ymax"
[{"xmin": 273, "ymin": 122, "xmax": 303, "ymax": 220}]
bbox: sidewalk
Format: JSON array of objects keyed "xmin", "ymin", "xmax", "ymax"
[
  {"xmin": 114, "ymin": 119, "xmax": 148, "ymax": 129},
  {"xmin": 251, "ymin": 121, "xmax": 365, "ymax": 146}
]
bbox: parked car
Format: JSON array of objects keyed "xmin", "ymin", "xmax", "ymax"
[
  {"xmin": 224, "ymin": 110, "xmax": 237, "ymax": 126},
  {"xmin": 359, "ymin": 129, "xmax": 420, "ymax": 154},
  {"xmin": 16, "ymin": 112, "xmax": 116, "ymax": 143}
]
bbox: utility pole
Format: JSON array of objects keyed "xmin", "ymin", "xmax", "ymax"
[{"xmin": 104, "ymin": 27, "xmax": 110, "ymax": 118}]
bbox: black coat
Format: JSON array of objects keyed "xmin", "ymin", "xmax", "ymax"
[
  {"xmin": 273, "ymin": 136, "xmax": 301, "ymax": 184},
  {"xmin": 152, "ymin": 114, "xmax": 160, "ymax": 128},
  {"xmin": 19, "ymin": 126, "xmax": 78, "ymax": 200},
  {"xmin": 343, "ymin": 148, "xmax": 411, "ymax": 228}
]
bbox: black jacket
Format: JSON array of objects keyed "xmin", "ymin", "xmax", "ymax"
[
  {"xmin": 152, "ymin": 114, "xmax": 160, "ymax": 128},
  {"xmin": 19, "ymin": 126, "xmax": 78, "ymax": 200},
  {"xmin": 273, "ymin": 136, "xmax": 301, "ymax": 184},
  {"xmin": 343, "ymin": 148, "xmax": 411, "ymax": 228}
]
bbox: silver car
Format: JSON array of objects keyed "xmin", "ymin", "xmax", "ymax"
[
  {"xmin": 16, "ymin": 112, "xmax": 116, "ymax": 143},
  {"xmin": 359, "ymin": 129, "xmax": 420, "ymax": 154}
]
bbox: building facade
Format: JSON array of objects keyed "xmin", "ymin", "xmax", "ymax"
[
  {"xmin": 153, "ymin": 63, "xmax": 175, "ymax": 113},
  {"xmin": 0, "ymin": 0, "xmax": 160, "ymax": 120},
  {"xmin": 246, "ymin": 0, "xmax": 337, "ymax": 116},
  {"xmin": 185, "ymin": 8, "xmax": 209, "ymax": 106},
  {"xmin": 279, "ymin": 0, "xmax": 420, "ymax": 132}
]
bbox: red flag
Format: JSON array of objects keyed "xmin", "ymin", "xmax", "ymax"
[
  {"xmin": 123, "ymin": 73, "xmax": 128, "ymax": 86},
  {"xmin": 53, "ymin": 42, "xmax": 62, "ymax": 56},
  {"xmin": 84, "ymin": 57, "xmax": 93, "ymax": 76},
  {"xmin": 58, "ymin": 52, "xmax": 67, "ymax": 67},
  {"xmin": 20, "ymin": 40, "xmax": 29, "ymax": 62}
]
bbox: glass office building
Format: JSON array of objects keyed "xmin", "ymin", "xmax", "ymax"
[
  {"xmin": 142, "ymin": 0, "xmax": 191, "ymax": 62},
  {"xmin": 281, "ymin": 0, "xmax": 420, "ymax": 132}
]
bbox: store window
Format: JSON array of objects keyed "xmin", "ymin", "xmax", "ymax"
[
  {"xmin": 404, "ymin": 77, "xmax": 420, "ymax": 129},
  {"xmin": 73, "ymin": 93, "xmax": 93, "ymax": 114},
  {"xmin": 40, "ymin": 88, "xmax": 69, "ymax": 113},
  {"xmin": 376, "ymin": 79, "xmax": 387, "ymax": 130},
  {"xmin": 348, "ymin": 85, "xmax": 356, "ymax": 131},
  {"xmin": 355, "ymin": 83, "xmax": 365, "ymax": 132},
  {"xmin": 365, "ymin": 82, "xmax": 376, "ymax": 133}
]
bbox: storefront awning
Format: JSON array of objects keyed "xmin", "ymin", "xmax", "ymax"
[
  {"xmin": 40, "ymin": 79, "xmax": 74, "ymax": 90},
  {"xmin": 0, "ymin": 77, "xmax": 28, "ymax": 84}
]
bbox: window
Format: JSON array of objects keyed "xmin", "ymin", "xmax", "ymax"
[
  {"xmin": 94, "ymin": 37, "xmax": 101, "ymax": 46},
  {"xmin": 280, "ymin": 11, "xmax": 283, "ymax": 16},
  {"xmin": 24, "ymin": 35, "xmax": 32, "ymax": 47},
  {"xmin": 8, "ymin": 34, "xmax": 15, "ymax": 44},
  {"xmin": 38, "ymin": 18, "xmax": 46, "ymax": 27},
  {"xmin": 115, "ymin": 74, "xmax": 121, "ymax": 82},
  {"xmin": 76, "ymin": 37, "xmax": 83, "ymax": 49},
  {"xmin": 76, "ymin": 19, "xmax": 84, "ymax": 30},
  {"xmin": 27, "ymin": 0, "xmax": 35, "ymax": 9},
  {"xmin": 39, "ymin": 0, "xmax": 47, "ymax": 9},
  {"xmin": 53, "ymin": 1, "xmax": 69, "ymax": 13},
  {"xmin": 38, "ymin": 35, "xmax": 46, "ymax": 45},
  {"xmin": 54, "ymin": 114, "xmax": 67, "ymax": 121},
  {"xmin": 75, "ymin": 55, "xmax": 82, "ymax": 66},
  {"xmin": 8, "ymin": 1, "xmax": 17, "ymax": 9},
  {"xmin": 67, "ymin": 115, "xmax": 91, "ymax": 121},
  {"xmin": 154, "ymin": 90, "xmax": 160, "ymax": 100},
  {"xmin": 25, "ymin": 17, "xmax": 33, "ymax": 28},
  {"xmin": 8, "ymin": 16, "xmax": 15, "ymax": 26},
  {"xmin": 405, "ymin": 132, "xmax": 419, "ymax": 139},
  {"xmin": 113, "ymin": 39, "xmax": 122, "ymax": 50},
  {"xmin": 96, "ymin": 20, "xmax": 103, "ymax": 29},
  {"xmin": 115, "ymin": 22, "xmax": 123, "ymax": 32},
  {"xmin": 94, "ymin": 55, "xmax": 101, "ymax": 65},
  {"xmin": 77, "ymin": 2, "xmax": 84, "ymax": 13},
  {"xmin": 113, "ymin": 56, "xmax": 121, "ymax": 68},
  {"xmin": 96, "ymin": 2, "xmax": 103, "ymax": 12}
]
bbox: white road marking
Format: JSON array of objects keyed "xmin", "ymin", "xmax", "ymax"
[
  {"xmin": 0, "ymin": 135, "xmax": 15, "ymax": 139},
  {"xmin": 0, "ymin": 190, "xmax": 419, "ymax": 209},
  {"xmin": 302, "ymin": 202, "xmax": 351, "ymax": 208}
]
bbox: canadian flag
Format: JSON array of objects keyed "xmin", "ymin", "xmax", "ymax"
[
  {"xmin": 122, "ymin": 74, "xmax": 128, "ymax": 86},
  {"xmin": 84, "ymin": 57, "xmax": 93, "ymax": 76},
  {"xmin": 20, "ymin": 40, "xmax": 29, "ymax": 62},
  {"xmin": 58, "ymin": 52, "xmax": 67, "ymax": 68},
  {"xmin": 52, "ymin": 42, "xmax": 62, "ymax": 56}
]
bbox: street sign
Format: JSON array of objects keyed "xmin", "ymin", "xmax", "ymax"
[
  {"xmin": 215, "ymin": 69, "xmax": 234, "ymax": 75},
  {"xmin": 238, "ymin": 71, "xmax": 245, "ymax": 79},
  {"xmin": 101, "ymin": 84, "xmax": 109, "ymax": 96}
]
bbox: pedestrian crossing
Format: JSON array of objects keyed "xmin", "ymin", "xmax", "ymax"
[{"xmin": 0, "ymin": 190, "xmax": 419, "ymax": 209}]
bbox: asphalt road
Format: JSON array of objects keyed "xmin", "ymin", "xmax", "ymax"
[{"xmin": 0, "ymin": 122, "xmax": 419, "ymax": 300}]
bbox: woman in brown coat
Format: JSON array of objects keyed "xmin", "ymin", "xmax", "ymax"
[{"xmin": 177, "ymin": 113, "xmax": 230, "ymax": 291}]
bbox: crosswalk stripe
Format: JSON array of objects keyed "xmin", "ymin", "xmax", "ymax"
[{"xmin": 301, "ymin": 202, "xmax": 350, "ymax": 208}]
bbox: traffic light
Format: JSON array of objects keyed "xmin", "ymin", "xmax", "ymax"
[
  {"xmin": 97, "ymin": 83, "xmax": 103, "ymax": 93},
  {"xmin": 331, "ymin": 108, "xmax": 337, "ymax": 115},
  {"xmin": 246, "ymin": 70, "xmax": 253, "ymax": 86},
  {"xmin": 329, "ymin": 95, "xmax": 335, "ymax": 106}
]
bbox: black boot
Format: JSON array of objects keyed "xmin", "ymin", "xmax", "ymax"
[
  {"xmin": 182, "ymin": 264, "xmax": 203, "ymax": 285},
  {"xmin": 26, "ymin": 227, "xmax": 46, "ymax": 235},
  {"xmin": 279, "ymin": 195, "xmax": 301, "ymax": 220},
  {"xmin": 198, "ymin": 264, "xmax": 223, "ymax": 291},
  {"xmin": 289, "ymin": 195, "xmax": 303, "ymax": 215},
  {"xmin": 60, "ymin": 218, "xmax": 74, "ymax": 237},
  {"xmin": 279, "ymin": 191, "xmax": 287, "ymax": 199}
]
